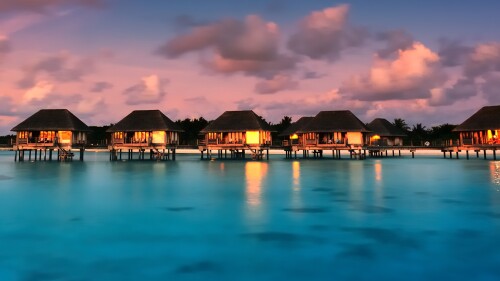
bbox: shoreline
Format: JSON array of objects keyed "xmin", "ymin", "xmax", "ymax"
[{"xmin": 2, "ymin": 147, "xmax": 496, "ymax": 158}]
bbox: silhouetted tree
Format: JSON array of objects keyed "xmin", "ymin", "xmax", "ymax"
[
  {"xmin": 429, "ymin": 124, "xmax": 458, "ymax": 145},
  {"xmin": 409, "ymin": 123, "xmax": 429, "ymax": 145},
  {"xmin": 0, "ymin": 134, "xmax": 15, "ymax": 146},
  {"xmin": 393, "ymin": 118, "xmax": 410, "ymax": 132},
  {"xmin": 87, "ymin": 125, "xmax": 112, "ymax": 146},
  {"xmin": 175, "ymin": 117, "xmax": 209, "ymax": 145}
]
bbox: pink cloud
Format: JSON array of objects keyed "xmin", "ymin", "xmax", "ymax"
[
  {"xmin": 287, "ymin": 4, "xmax": 367, "ymax": 61},
  {"xmin": 123, "ymin": 74, "xmax": 168, "ymax": 105},
  {"xmin": 342, "ymin": 42, "xmax": 446, "ymax": 101},
  {"xmin": 464, "ymin": 42, "xmax": 500, "ymax": 78},
  {"xmin": 18, "ymin": 51, "xmax": 95, "ymax": 88},
  {"xmin": 254, "ymin": 74, "xmax": 298, "ymax": 94},
  {"xmin": 158, "ymin": 15, "xmax": 298, "ymax": 78},
  {"xmin": 0, "ymin": 36, "xmax": 11, "ymax": 58},
  {"xmin": 482, "ymin": 73, "xmax": 500, "ymax": 104}
]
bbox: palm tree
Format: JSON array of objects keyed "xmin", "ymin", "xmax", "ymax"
[{"xmin": 392, "ymin": 118, "xmax": 410, "ymax": 132}]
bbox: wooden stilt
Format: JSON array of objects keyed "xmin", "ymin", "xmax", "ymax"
[
  {"xmin": 466, "ymin": 150, "xmax": 469, "ymax": 160},
  {"xmin": 49, "ymin": 149, "xmax": 53, "ymax": 161},
  {"xmin": 484, "ymin": 150, "xmax": 487, "ymax": 160},
  {"xmin": 494, "ymin": 149, "xmax": 497, "ymax": 160}
]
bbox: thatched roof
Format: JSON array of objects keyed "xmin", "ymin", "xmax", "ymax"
[
  {"xmin": 299, "ymin": 110, "xmax": 370, "ymax": 133},
  {"xmin": 278, "ymin": 117, "xmax": 313, "ymax": 137},
  {"xmin": 11, "ymin": 109, "xmax": 90, "ymax": 132},
  {"xmin": 107, "ymin": 110, "xmax": 182, "ymax": 132},
  {"xmin": 367, "ymin": 118, "xmax": 407, "ymax": 137},
  {"xmin": 201, "ymin": 110, "xmax": 272, "ymax": 132},
  {"xmin": 454, "ymin": 105, "xmax": 500, "ymax": 132}
]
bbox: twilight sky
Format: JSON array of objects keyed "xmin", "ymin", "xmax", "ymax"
[{"xmin": 1, "ymin": 0, "xmax": 500, "ymax": 134}]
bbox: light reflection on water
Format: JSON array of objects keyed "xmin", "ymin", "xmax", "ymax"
[
  {"xmin": 0, "ymin": 152, "xmax": 500, "ymax": 281},
  {"xmin": 490, "ymin": 161, "xmax": 500, "ymax": 191}
]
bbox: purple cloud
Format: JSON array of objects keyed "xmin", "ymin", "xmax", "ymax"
[
  {"xmin": 123, "ymin": 74, "xmax": 168, "ymax": 105},
  {"xmin": 18, "ymin": 52, "xmax": 94, "ymax": 89},
  {"xmin": 158, "ymin": 14, "xmax": 298, "ymax": 78},
  {"xmin": 376, "ymin": 30, "xmax": 414, "ymax": 59},
  {"xmin": 90, "ymin": 81, "xmax": 113, "ymax": 93},
  {"xmin": 287, "ymin": 4, "xmax": 367, "ymax": 61},
  {"xmin": 0, "ymin": 0, "xmax": 104, "ymax": 13},
  {"xmin": 254, "ymin": 74, "xmax": 298, "ymax": 94}
]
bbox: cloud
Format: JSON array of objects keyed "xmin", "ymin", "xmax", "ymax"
[
  {"xmin": 123, "ymin": 74, "xmax": 168, "ymax": 105},
  {"xmin": 0, "ymin": 96, "xmax": 16, "ymax": 116},
  {"xmin": 184, "ymin": 96, "xmax": 209, "ymax": 103},
  {"xmin": 438, "ymin": 39, "xmax": 473, "ymax": 67},
  {"xmin": 159, "ymin": 15, "xmax": 279, "ymax": 61},
  {"xmin": 376, "ymin": 30, "xmax": 414, "ymax": 59},
  {"xmin": 19, "ymin": 81, "xmax": 106, "ymax": 118},
  {"xmin": 201, "ymin": 53, "xmax": 297, "ymax": 78},
  {"xmin": 254, "ymin": 74, "xmax": 298, "ymax": 94},
  {"xmin": 158, "ymin": 14, "xmax": 298, "ymax": 78},
  {"xmin": 287, "ymin": 4, "xmax": 367, "ymax": 61},
  {"xmin": 23, "ymin": 80, "xmax": 55, "ymax": 102},
  {"xmin": 0, "ymin": 36, "xmax": 11, "ymax": 56},
  {"xmin": 302, "ymin": 71, "xmax": 325, "ymax": 80},
  {"xmin": 342, "ymin": 42, "xmax": 446, "ymax": 101},
  {"xmin": 429, "ymin": 78, "xmax": 477, "ymax": 106},
  {"xmin": 18, "ymin": 52, "xmax": 94, "ymax": 88},
  {"xmin": 90, "ymin": 81, "xmax": 113, "ymax": 92},
  {"xmin": 482, "ymin": 73, "xmax": 500, "ymax": 104},
  {"xmin": 463, "ymin": 42, "xmax": 500, "ymax": 78},
  {"xmin": 0, "ymin": 0, "xmax": 104, "ymax": 13}
]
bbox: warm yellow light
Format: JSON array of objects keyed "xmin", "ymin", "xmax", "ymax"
[
  {"xmin": 58, "ymin": 131, "xmax": 72, "ymax": 143},
  {"xmin": 371, "ymin": 135, "xmax": 381, "ymax": 141},
  {"xmin": 290, "ymin": 134, "xmax": 298, "ymax": 140},
  {"xmin": 152, "ymin": 131, "xmax": 165, "ymax": 143},
  {"xmin": 246, "ymin": 131, "xmax": 260, "ymax": 144},
  {"xmin": 488, "ymin": 130, "xmax": 493, "ymax": 140},
  {"xmin": 245, "ymin": 162, "xmax": 268, "ymax": 206}
]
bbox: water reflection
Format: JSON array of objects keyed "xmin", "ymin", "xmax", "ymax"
[
  {"xmin": 374, "ymin": 161, "xmax": 382, "ymax": 182},
  {"xmin": 490, "ymin": 161, "xmax": 500, "ymax": 191},
  {"xmin": 245, "ymin": 162, "xmax": 268, "ymax": 207},
  {"xmin": 291, "ymin": 161, "xmax": 302, "ymax": 208}
]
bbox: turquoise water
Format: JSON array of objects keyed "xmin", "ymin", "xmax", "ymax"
[{"xmin": 1, "ymin": 151, "xmax": 500, "ymax": 280}]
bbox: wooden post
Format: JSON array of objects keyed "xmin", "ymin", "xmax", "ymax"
[
  {"xmin": 456, "ymin": 151, "xmax": 459, "ymax": 159},
  {"xmin": 466, "ymin": 150, "xmax": 469, "ymax": 160},
  {"xmin": 494, "ymin": 149, "xmax": 497, "ymax": 160},
  {"xmin": 267, "ymin": 149, "xmax": 269, "ymax": 160},
  {"xmin": 49, "ymin": 149, "xmax": 53, "ymax": 161},
  {"xmin": 80, "ymin": 148, "xmax": 84, "ymax": 161},
  {"xmin": 476, "ymin": 150, "xmax": 479, "ymax": 158},
  {"xmin": 443, "ymin": 151, "xmax": 446, "ymax": 158},
  {"xmin": 484, "ymin": 150, "xmax": 487, "ymax": 160},
  {"xmin": 449, "ymin": 151, "xmax": 452, "ymax": 158},
  {"xmin": 412, "ymin": 151, "xmax": 415, "ymax": 158},
  {"xmin": 14, "ymin": 150, "xmax": 17, "ymax": 162},
  {"xmin": 34, "ymin": 149, "xmax": 37, "ymax": 161},
  {"xmin": 398, "ymin": 150, "xmax": 401, "ymax": 156},
  {"xmin": 173, "ymin": 149, "xmax": 176, "ymax": 161}
]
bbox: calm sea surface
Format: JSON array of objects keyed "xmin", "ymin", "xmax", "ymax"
[{"xmin": 1, "ymin": 151, "xmax": 500, "ymax": 281}]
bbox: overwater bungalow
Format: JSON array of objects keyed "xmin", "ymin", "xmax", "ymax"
[
  {"xmin": 198, "ymin": 110, "xmax": 272, "ymax": 160},
  {"xmin": 279, "ymin": 117, "xmax": 313, "ymax": 158},
  {"xmin": 454, "ymin": 105, "xmax": 500, "ymax": 146},
  {"xmin": 287, "ymin": 110, "xmax": 370, "ymax": 159},
  {"xmin": 11, "ymin": 109, "xmax": 90, "ymax": 161},
  {"xmin": 106, "ymin": 110, "xmax": 183, "ymax": 160},
  {"xmin": 366, "ymin": 118, "xmax": 406, "ymax": 146}
]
